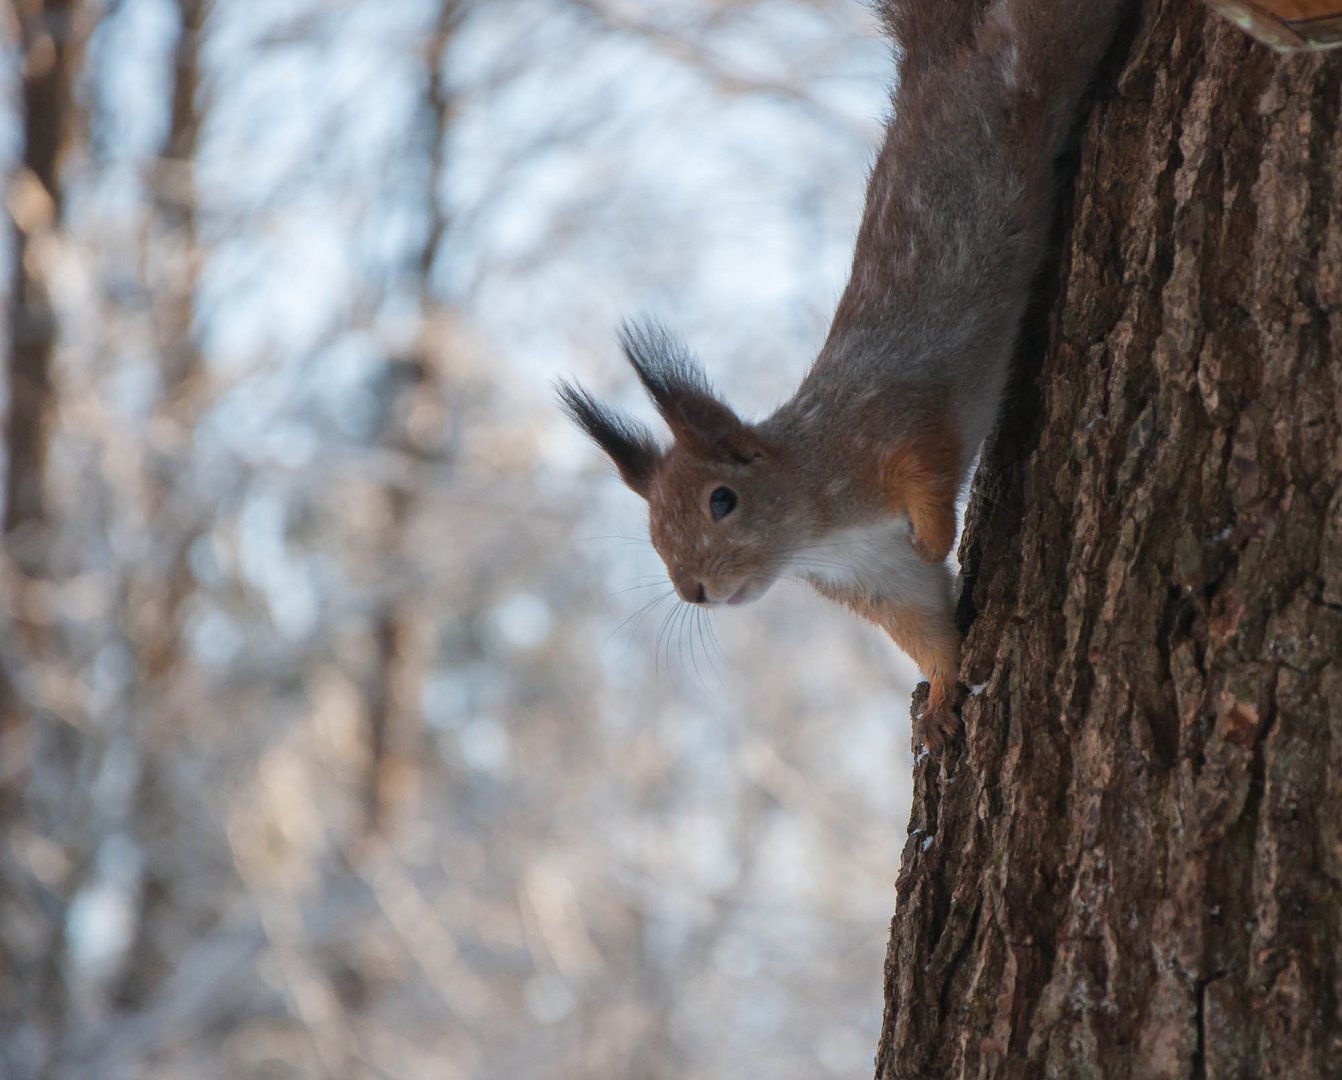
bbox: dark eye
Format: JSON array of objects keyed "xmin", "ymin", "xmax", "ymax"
[{"xmin": 709, "ymin": 486, "xmax": 737, "ymax": 521}]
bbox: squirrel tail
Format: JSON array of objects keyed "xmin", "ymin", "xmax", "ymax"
[
  {"xmin": 879, "ymin": 1, "xmax": 990, "ymax": 82},
  {"xmin": 981, "ymin": 0, "xmax": 1129, "ymax": 154}
]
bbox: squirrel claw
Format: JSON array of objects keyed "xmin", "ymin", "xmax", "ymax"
[{"xmin": 913, "ymin": 692, "xmax": 960, "ymax": 757}]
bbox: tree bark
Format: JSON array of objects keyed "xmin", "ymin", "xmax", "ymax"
[{"xmin": 878, "ymin": 4, "xmax": 1342, "ymax": 1078}]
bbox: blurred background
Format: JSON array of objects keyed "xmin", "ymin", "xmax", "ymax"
[{"xmin": 1, "ymin": 1, "xmax": 924, "ymax": 1076}]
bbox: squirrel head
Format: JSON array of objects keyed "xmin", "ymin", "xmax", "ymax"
[{"xmin": 560, "ymin": 322, "xmax": 802, "ymax": 607}]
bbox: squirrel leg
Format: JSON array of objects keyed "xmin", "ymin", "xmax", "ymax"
[
  {"xmin": 881, "ymin": 424, "xmax": 961, "ymax": 564},
  {"xmin": 818, "ymin": 577, "xmax": 963, "ymax": 755},
  {"xmin": 875, "ymin": 601, "xmax": 962, "ymax": 755}
]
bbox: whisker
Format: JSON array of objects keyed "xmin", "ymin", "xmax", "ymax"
[
  {"xmin": 581, "ymin": 534, "xmax": 653, "ymax": 545},
  {"xmin": 782, "ymin": 559, "xmax": 856, "ymax": 575},
  {"xmin": 629, "ymin": 591, "xmax": 676, "ymax": 647},
  {"xmin": 676, "ymin": 606, "xmax": 697, "ymax": 692},
  {"xmin": 604, "ymin": 579, "xmax": 671, "ymax": 599},
  {"xmin": 656, "ymin": 602, "xmax": 682, "ymax": 686},
  {"xmin": 703, "ymin": 612, "xmax": 733, "ymax": 673},
  {"xmin": 675, "ymin": 603, "xmax": 693, "ymax": 691},
  {"xmin": 675, "ymin": 603, "xmax": 695, "ymax": 694},
  {"xmin": 605, "ymin": 589, "xmax": 675, "ymax": 648},
  {"xmin": 685, "ymin": 606, "xmax": 707, "ymax": 689},
  {"xmin": 695, "ymin": 608, "xmax": 724, "ymax": 685}
]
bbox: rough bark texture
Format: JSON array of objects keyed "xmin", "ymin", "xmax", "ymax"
[{"xmin": 878, "ymin": 4, "xmax": 1342, "ymax": 1077}]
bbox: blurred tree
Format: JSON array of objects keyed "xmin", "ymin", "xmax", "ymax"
[
  {"xmin": 879, "ymin": 4, "xmax": 1342, "ymax": 1075},
  {"xmin": 6, "ymin": 0, "xmax": 80, "ymax": 538},
  {"xmin": 361, "ymin": 0, "xmax": 462, "ymax": 830},
  {"xmin": 1, "ymin": 3, "xmax": 88, "ymax": 1075},
  {"xmin": 0, "ymin": 0, "xmax": 915, "ymax": 1077},
  {"xmin": 110, "ymin": 0, "xmax": 213, "ymax": 1015}
]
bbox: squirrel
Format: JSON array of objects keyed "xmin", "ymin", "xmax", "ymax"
[{"xmin": 559, "ymin": 0, "xmax": 1126, "ymax": 753}]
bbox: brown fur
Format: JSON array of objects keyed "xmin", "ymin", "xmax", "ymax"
[
  {"xmin": 879, "ymin": 0, "xmax": 991, "ymax": 83},
  {"xmin": 559, "ymin": 0, "xmax": 1127, "ymax": 755}
]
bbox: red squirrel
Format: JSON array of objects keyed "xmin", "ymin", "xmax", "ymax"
[{"xmin": 560, "ymin": 0, "xmax": 1126, "ymax": 753}]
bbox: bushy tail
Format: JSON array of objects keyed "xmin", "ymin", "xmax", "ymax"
[
  {"xmin": 879, "ymin": 0, "xmax": 990, "ymax": 82},
  {"xmin": 980, "ymin": 0, "xmax": 1129, "ymax": 153}
]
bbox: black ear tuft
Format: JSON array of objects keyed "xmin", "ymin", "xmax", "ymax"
[
  {"xmin": 618, "ymin": 319, "xmax": 767, "ymax": 464},
  {"xmin": 618, "ymin": 320, "xmax": 713, "ymax": 411},
  {"xmin": 556, "ymin": 380, "xmax": 663, "ymax": 498}
]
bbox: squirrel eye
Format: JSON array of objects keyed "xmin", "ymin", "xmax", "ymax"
[{"xmin": 709, "ymin": 486, "xmax": 737, "ymax": 521}]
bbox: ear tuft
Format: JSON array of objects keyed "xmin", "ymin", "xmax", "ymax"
[
  {"xmin": 556, "ymin": 380, "xmax": 662, "ymax": 498},
  {"xmin": 618, "ymin": 320, "xmax": 714, "ymax": 409},
  {"xmin": 618, "ymin": 319, "xmax": 767, "ymax": 463}
]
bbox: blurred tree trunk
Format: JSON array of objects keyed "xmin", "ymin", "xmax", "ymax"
[
  {"xmin": 113, "ymin": 0, "xmax": 212, "ymax": 741},
  {"xmin": 361, "ymin": 0, "xmax": 461, "ymax": 829},
  {"xmin": 135, "ymin": 0, "xmax": 209, "ymax": 687},
  {"xmin": 5, "ymin": 0, "xmax": 79, "ymax": 541},
  {"xmin": 109, "ymin": 0, "xmax": 212, "ymax": 1013},
  {"xmin": 4, "ymin": 0, "xmax": 82, "ymax": 724},
  {"xmin": 878, "ymin": 5, "xmax": 1342, "ymax": 1078},
  {"xmin": 2, "ymin": 4, "xmax": 84, "ymax": 1074}
]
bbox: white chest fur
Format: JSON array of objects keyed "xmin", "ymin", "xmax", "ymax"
[{"xmin": 789, "ymin": 516, "xmax": 950, "ymax": 612}]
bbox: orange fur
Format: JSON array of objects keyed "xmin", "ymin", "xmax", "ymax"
[
  {"xmin": 881, "ymin": 422, "xmax": 962, "ymax": 564},
  {"xmin": 815, "ymin": 581, "xmax": 962, "ymax": 752}
]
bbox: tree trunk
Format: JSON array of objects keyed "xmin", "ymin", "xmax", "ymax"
[
  {"xmin": 877, "ymin": 4, "xmax": 1342, "ymax": 1078},
  {"xmin": 359, "ymin": 0, "xmax": 461, "ymax": 831},
  {"xmin": 6, "ymin": 0, "xmax": 79, "ymax": 539}
]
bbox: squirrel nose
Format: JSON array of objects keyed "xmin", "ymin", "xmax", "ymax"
[{"xmin": 675, "ymin": 577, "xmax": 707, "ymax": 604}]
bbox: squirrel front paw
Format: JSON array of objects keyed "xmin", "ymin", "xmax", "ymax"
[{"xmin": 913, "ymin": 678, "xmax": 960, "ymax": 756}]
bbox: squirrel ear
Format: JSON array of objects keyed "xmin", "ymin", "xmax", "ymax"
[
  {"xmin": 618, "ymin": 319, "xmax": 768, "ymax": 464},
  {"xmin": 660, "ymin": 391, "xmax": 770, "ymax": 464},
  {"xmin": 557, "ymin": 381, "xmax": 662, "ymax": 498}
]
